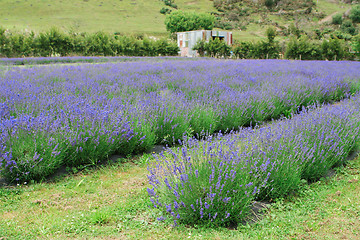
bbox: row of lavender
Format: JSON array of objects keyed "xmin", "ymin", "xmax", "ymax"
[
  {"xmin": 0, "ymin": 56, "xmax": 192, "ymax": 66},
  {"xmin": 0, "ymin": 56, "xmax": 143, "ymax": 65},
  {"xmin": 1, "ymin": 59, "xmax": 360, "ymax": 182},
  {"xmin": 147, "ymin": 95, "xmax": 360, "ymax": 227}
]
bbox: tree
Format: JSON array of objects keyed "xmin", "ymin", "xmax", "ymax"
[{"xmin": 165, "ymin": 11, "xmax": 215, "ymax": 33}]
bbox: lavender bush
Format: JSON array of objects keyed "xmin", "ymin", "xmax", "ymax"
[
  {"xmin": 147, "ymin": 95, "xmax": 360, "ymax": 227},
  {"xmin": 1, "ymin": 59, "xmax": 360, "ymax": 182}
]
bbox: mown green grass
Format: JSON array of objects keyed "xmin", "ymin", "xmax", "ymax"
[{"xmin": 1, "ymin": 150, "xmax": 359, "ymax": 239}]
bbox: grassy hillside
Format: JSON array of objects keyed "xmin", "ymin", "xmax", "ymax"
[
  {"xmin": 0, "ymin": 0, "xmax": 357, "ymax": 41},
  {"xmin": 0, "ymin": 0, "xmax": 216, "ymax": 37}
]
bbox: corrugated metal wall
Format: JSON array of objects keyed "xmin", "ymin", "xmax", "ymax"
[{"xmin": 177, "ymin": 30, "xmax": 232, "ymax": 57}]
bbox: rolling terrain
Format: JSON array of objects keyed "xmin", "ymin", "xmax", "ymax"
[{"xmin": 0, "ymin": 0, "xmax": 358, "ymax": 41}]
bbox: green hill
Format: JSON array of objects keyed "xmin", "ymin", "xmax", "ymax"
[
  {"xmin": 0, "ymin": 0, "xmax": 216, "ymax": 37},
  {"xmin": 0, "ymin": 0, "xmax": 358, "ymax": 41}
]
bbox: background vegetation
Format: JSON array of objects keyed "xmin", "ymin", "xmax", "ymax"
[
  {"xmin": 0, "ymin": 0, "xmax": 359, "ymax": 42},
  {"xmin": 1, "ymin": 25, "xmax": 359, "ymax": 60},
  {"xmin": 0, "ymin": 27, "xmax": 179, "ymax": 57}
]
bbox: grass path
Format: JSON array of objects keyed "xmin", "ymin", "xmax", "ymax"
[{"xmin": 1, "ymin": 149, "xmax": 360, "ymax": 239}]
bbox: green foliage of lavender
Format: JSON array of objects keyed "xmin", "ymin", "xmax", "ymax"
[
  {"xmin": 1, "ymin": 59, "xmax": 360, "ymax": 182},
  {"xmin": 148, "ymin": 95, "xmax": 360, "ymax": 227}
]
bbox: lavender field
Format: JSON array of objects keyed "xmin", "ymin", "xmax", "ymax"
[
  {"xmin": 1, "ymin": 58, "xmax": 360, "ymax": 185},
  {"xmin": 148, "ymin": 94, "xmax": 360, "ymax": 227}
]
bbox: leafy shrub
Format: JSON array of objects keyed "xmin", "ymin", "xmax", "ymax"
[
  {"xmin": 331, "ymin": 30, "xmax": 353, "ymax": 41},
  {"xmin": 265, "ymin": 0, "xmax": 279, "ymax": 9},
  {"xmin": 322, "ymin": 37, "xmax": 346, "ymax": 60},
  {"xmin": 214, "ymin": 20, "xmax": 234, "ymax": 30},
  {"xmin": 349, "ymin": 5, "xmax": 360, "ymax": 23},
  {"xmin": 285, "ymin": 36, "xmax": 322, "ymax": 60},
  {"xmin": 232, "ymin": 41, "xmax": 255, "ymax": 59},
  {"xmin": 32, "ymin": 27, "xmax": 73, "ymax": 56},
  {"xmin": 85, "ymin": 31, "xmax": 114, "ymax": 56},
  {"xmin": 288, "ymin": 23, "xmax": 301, "ymax": 38},
  {"xmin": 332, "ymin": 13, "xmax": 343, "ymax": 25},
  {"xmin": 206, "ymin": 38, "xmax": 231, "ymax": 58},
  {"xmin": 192, "ymin": 40, "xmax": 207, "ymax": 57},
  {"xmin": 193, "ymin": 38, "xmax": 231, "ymax": 58},
  {"xmin": 160, "ymin": 7, "xmax": 172, "ymax": 15},
  {"xmin": 314, "ymin": 29, "xmax": 323, "ymax": 40},
  {"xmin": 163, "ymin": 0, "xmax": 177, "ymax": 9},
  {"xmin": 7, "ymin": 33, "xmax": 34, "ymax": 57},
  {"xmin": 266, "ymin": 27, "xmax": 277, "ymax": 43},
  {"xmin": 154, "ymin": 38, "xmax": 179, "ymax": 56},
  {"xmin": 252, "ymin": 40, "xmax": 281, "ymax": 59},
  {"xmin": 341, "ymin": 19, "xmax": 358, "ymax": 36}
]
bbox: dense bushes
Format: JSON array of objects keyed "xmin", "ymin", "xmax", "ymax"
[
  {"xmin": 349, "ymin": 5, "xmax": 360, "ymax": 24},
  {"xmin": 1, "ymin": 26, "xmax": 359, "ymax": 60},
  {"xmin": 192, "ymin": 27, "xmax": 356, "ymax": 61},
  {"xmin": 332, "ymin": 13, "xmax": 343, "ymax": 25},
  {"xmin": 193, "ymin": 38, "xmax": 231, "ymax": 57},
  {"xmin": 193, "ymin": 35, "xmax": 353, "ymax": 60},
  {"xmin": 232, "ymin": 40, "xmax": 281, "ymax": 59},
  {"xmin": 233, "ymin": 35, "xmax": 354, "ymax": 60},
  {"xmin": 284, "ymin": 36, "xmax": 349, "ymax": 60},
  {"xmin": 0, "ymin": 27, "xmax": 179, "ymax": 57},
  {"xmin": 341, "ymin": 19, "xmax": 358, "ymax": 36},
  {"xmin": 285, "ymin": 36, "xmax": 322, "ymax": 60}
]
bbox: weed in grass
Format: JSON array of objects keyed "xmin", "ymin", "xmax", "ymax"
[{"xmin": 88, "ymin": 209, "xmax": 114, "ymax": 226}]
